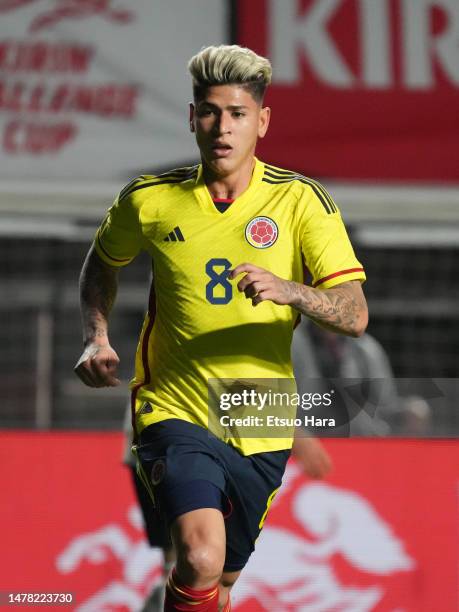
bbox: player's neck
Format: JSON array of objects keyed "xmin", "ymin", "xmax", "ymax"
[{"xmin": 203, "ymin": 157, "xmax": 255, "ymax": 200}]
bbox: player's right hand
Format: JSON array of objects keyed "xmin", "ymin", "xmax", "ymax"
[{"xmin": 74, "ymin": 343, "xmax": 121, "ymax": 388}]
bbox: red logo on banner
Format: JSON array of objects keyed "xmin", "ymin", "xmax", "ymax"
[
  {"xmin": 0, "ymin": 0, "xmax": 35, "ymax": 11},
  {"xmin": 0, "ymin": 0, "xmax": 138, "ymax": 156},
  {"xmin": 0, "ymin": 0, "xmax": 134, "ymax": 32},
  {"xmin": 56, "ymin": 505, "xmax": 164, "ymax": 610},
  {"xmin": 232, "ymin": 464, "xmax": 416, "ymax": 610}
]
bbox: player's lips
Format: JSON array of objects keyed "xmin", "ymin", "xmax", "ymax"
[{"xmin": 211, "ymin": 142, "xmax": 233, "ymax": 157}]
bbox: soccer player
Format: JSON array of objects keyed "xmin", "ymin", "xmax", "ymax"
[{"xmin": 75, "ymin": 45, "xmax": 367, "ymax": 612}]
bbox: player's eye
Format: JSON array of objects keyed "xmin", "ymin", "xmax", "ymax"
[
  {"xmin": 232, "ymin": 111, "xmax": 245, "ymax": 118},
  {"xmin": 199, "ymin": 108, "xmax": 214, "ymax": 117}
]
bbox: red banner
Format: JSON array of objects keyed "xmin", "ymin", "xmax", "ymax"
[
  {"xmin": 237, "ymin": 0, "xmax": 459, "ymax": 182},
  {"xmin": 0, "ymin": 433, "xmax": 457, "ymax": 611}
]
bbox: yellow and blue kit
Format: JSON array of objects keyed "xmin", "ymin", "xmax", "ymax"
[{"xmin": 95, "ymin": 158, "xmax": 365, "ymax": 456}]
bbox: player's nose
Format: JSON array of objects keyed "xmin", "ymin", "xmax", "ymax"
[{"xmin": 214, "ymin": 112, "xmax": 231, "ymax": 135}]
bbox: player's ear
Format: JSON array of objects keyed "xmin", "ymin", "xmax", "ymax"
[
  {"xmin": 258, "ymin": 106, "xmax": 271, "ymax": 139},
  {"xmin": 189, "ymin": 103, "xmax": 195, "ymax": 133}
]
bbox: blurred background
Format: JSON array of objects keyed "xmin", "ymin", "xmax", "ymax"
[
  {"xmin": 1, "ymin": 0, "xmax": 458, "ymax": 435},
  {"xmin": 0, "ymin": 2, "xmax": 458, "ymax": 610}
]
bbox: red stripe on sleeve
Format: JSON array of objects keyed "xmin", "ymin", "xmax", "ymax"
[{"xmin": 313, "ymin": 267, "xmax": 364, "ymax": 288}]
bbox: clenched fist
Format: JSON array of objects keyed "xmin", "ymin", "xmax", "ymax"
[{"xmin": 74, "ymin": 342, "xmax": 121, "ymax": 388}]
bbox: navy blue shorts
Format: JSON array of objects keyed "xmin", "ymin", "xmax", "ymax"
[
  {"xmin": 129, "ymin": 466, "xmax": 171, "ymax": 550},
  {"xmin": 134, "ymin": 419, "xmax": 290, "ymax": 571}
]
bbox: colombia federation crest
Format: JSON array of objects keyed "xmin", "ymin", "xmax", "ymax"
[{"xmin": 245, "ymin": 216, "xmax": 278, "ymax": 249}]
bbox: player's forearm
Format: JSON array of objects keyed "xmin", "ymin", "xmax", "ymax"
[
  {"xmin": 79, "ymin": 244, "xmax": 119, "ymax": 346},
  {"xmin": 289, "ymin": 280, "xmax": 368, "ymax": 337}
]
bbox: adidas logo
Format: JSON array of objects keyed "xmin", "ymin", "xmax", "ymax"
[{"xmin": 164, "ymin": 226, "xmax": 185, "ymax": 242}]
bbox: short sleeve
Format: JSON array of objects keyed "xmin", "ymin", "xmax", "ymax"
[
  {"xmin": 298, "ymin": 184, "xmax": 366, "ymax": 289},
  {"xmin": 94, "ymin": 188, "xmax": 142, "ymax": 267}
]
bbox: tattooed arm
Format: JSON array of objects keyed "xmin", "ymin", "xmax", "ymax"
[
  {"xmin": 229, "ymin": 263, "xmax": 368, "ymax": 337},
  {"xmin": 74, "ymin": 244, "xmax": 121, "ymax": 387},
  {"xmin": 288, "ymin": 279, "xmax": 368, "ymax": 337}
]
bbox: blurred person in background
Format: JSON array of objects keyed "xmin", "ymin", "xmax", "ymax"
[
  {"xmin": 75, "ymin": 44, "xmax": 367, "ymax": 612},
  {"xmin": 393, "ymin": 395, "xmax": 432, "ymax": 436},
  {"xmin": 293, "ymin": 319, "xmax": 401, "ymax": 436}
]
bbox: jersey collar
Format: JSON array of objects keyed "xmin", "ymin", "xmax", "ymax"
[{"xmin": 193, "ymin": 157, "xmax": 265, "ymax": 215}]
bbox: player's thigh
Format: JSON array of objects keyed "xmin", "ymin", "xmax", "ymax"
[
  {"xmin": 222, "ymin": 449, "xmax": 290, "ymax": 572},
  {"xmin": 135, "ymin": 420, "xmax": 227, "ymax": 525}
]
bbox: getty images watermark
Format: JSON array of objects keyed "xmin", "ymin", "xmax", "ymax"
[
  {"xmin": 208, "ymin": 377, "xmax": 449, "ymax": 439},
  {"xmin": 208, "ymin": 378, "xmax": 338, "ymax": 440},
  {"xmin": 219, "ymin": 387, "xmax": 335, "ymax": 426}
]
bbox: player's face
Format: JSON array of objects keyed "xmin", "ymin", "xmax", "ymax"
[{"xmin": 190, "ymin": 84, "xmax": 270, "ymax": 177}]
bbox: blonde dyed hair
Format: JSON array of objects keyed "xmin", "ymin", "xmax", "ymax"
[{"xmin": 188, "ymin": 44, "xmax": 272, "ymax": 102}]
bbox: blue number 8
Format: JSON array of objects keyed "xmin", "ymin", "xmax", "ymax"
[{"xmin": 206, "ymin": 258, "xmax": 232, "ymax": 304}]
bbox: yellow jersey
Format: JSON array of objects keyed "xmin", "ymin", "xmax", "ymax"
[{"xmin": 94, "ymin": 158, "xmax": 365, "ymax": 455}]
